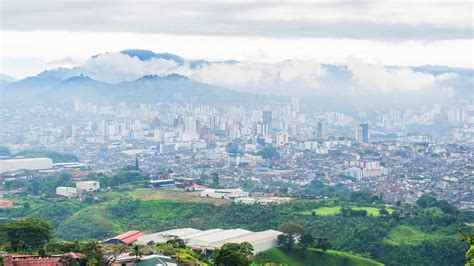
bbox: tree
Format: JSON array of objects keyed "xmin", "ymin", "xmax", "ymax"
[
  {"xmin": 132, "ymin": 244, "xmax": 144, "ymax": 262},
  {"xmin": 82, "ymin": 242, "xmax": 127, "ymax": 266},
  {"xmin": 211, "ymin": 172, "xmax": 220, "ymax": 188},
  {"xmin": 257, "ymin": 146, "xmax": 280, "ymax": 159},
  {"xmin": 23, "ymin": 202, "xmax": 31, "ymax": 209},
  {"xmin": 279, "ymin": 222, "xmax": 304, "ymax": 236},
  {"xmin": 314, "ymin": 237, "xmax": 331, "ymax": 252},
  {"xmin": 213, "ymin": 242, "xmax": 253, "ymax": 266},
  {"xmin": 379, "ymin": 208, "xmax": 389, "ymax": 217},
  {"xmin": 459, "ymin": 227, "xmax": 474, "ymax": 265},
  {"xmin": 166, "ymin": 237, "xmax": 186, "ymax": 248},
  {"xmin": 278, "ymin": 222, "xmax": 305, "ymax": 252},
  {"xmin": 0, "ymin": 217, "xmax": 52, "ymax": 252},
  {"xmin": 416, "ymin": 194, "xmax": 438, "ymax": 208},
  {"xmin": 299, "ymin": 232, "xmax": 315, "ymax": 249},
  {"xmin": 277, "ymin": 234, "xmax": 294, "ymax": 252}
]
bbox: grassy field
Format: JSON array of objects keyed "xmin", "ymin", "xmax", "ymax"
[
  {"xmin": 383, "ymin": 225, "xmax": 444, "ymax": 246},
  {"xmin": 252, "ymin": 248, "xmax": 383, "ymax": 266},
  {"xmin": 301, "ymin": 205, "xmax": 393, "ymax": 217},
  {"xmin": 127, "ymin": 188, "xmax": 229, "ymax": 205}
]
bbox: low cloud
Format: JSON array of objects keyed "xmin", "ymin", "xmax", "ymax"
[
  {"xmin": 179, "ymin": 60, "xmax": 325, "ymax": 95},
  {"xmin": 78, "ymin": 53, "xmax": 179, "ymax": 83},
  {"xmin": 346, "ymin": 57, "xmax": 456, "ymax": 93},
  {"xmin": 39, "ymin": 52, "xmax": 459, "ymax": 101}
]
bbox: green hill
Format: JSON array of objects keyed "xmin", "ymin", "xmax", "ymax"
[{"xmin": 252, "ymin": 248, "xmax": 383, "ymax": 266}]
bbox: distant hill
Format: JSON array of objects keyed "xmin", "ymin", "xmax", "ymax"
[
  {"xmin": 2, "ymin": 73, "xmax": 275, "ymax": 106},
  {"xmin": 252, "ymin": 247, "xmax": 383, "ymax": 266},
  {"xmin": 0, "ymin": 73, "xmax": 17, "ymax": 86},
  {"xmin": 3, "ymin": 49, "xmax": 473, "ymax": 110}
]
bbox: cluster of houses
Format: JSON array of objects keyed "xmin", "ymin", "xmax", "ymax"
[{"xmin": 1, "ymin": 253, "xmax": 178, "ymax": 266}]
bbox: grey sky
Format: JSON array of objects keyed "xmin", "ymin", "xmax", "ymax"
[
  {"xmin": 2, "ymin": 1, "xmax": 472, "ymax": 40},
  {"xmin": 0, "ymin": 1, "xmax": 473, "ymax": 78}
]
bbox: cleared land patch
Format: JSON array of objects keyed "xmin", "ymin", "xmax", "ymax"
[{"xmin": 301, "ymin": 206, "xmax": 393, "ymax": 216}]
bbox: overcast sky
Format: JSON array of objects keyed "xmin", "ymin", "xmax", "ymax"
[{"xmin": 1, "ymin": 0, "xmax": 473, "ymax": 78}]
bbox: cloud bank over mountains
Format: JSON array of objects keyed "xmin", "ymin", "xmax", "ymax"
[
  {"xmin": 2, "ymin": 49, "xmax": 472, "ymax": 111},
  {"xmin": 35, "ymin": 50, "xmax": 465, "ymax": 99}
]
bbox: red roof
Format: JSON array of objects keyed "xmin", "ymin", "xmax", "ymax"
[{"xmin": 111, "ymin": 230, "xmax": 145, "ymax": 244}]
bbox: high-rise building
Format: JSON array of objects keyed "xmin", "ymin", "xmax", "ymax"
[
  {"xmin": 184, "ymin": 117, "xmax": 196, "ymax": 133},
  {"xmin": 228, "ymin": 123, "xmax": 241, "ymax": 139},
  {"xmin": 262, "ymin": 110, "xmax": 273, "ymax": 129},
  {"xmin": 291, "ymin": 119, "xmax": 301, "ymax": 136},
  {"xmin": 356, "ymin": 123, "xmax": 369, "ymax": 143},
  {"xmin": 257, "ymin": 122, "xmax": 270, "ymax": 137},
  {"xmin": 315, "ymin": 120, "xmax": 326, "ymax": 139},
  {"xmin": 291, "ymin": 97, "xmax": 300, "ymax": 113}
]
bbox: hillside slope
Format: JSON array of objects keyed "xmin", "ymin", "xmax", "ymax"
[{"xmin": 252, "ymin": 248, "xmax": 383, "ymax": 266}]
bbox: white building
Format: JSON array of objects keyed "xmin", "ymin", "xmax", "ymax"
[
  {"xmin": 207, "ymin": 229, "xmax": 282, "ymax": 254},
  {"xmin": 275, "ymin": 132, "xmax": 288, "ymax": 146},
  {"xmin": 0, "ymin": 158, "xmax": 53, "ymax": 174},
  {"xmin": 136, "ymin": 228, "xmax": 203, "ymax": 245},
  {"xmin": 139, "ymin": 227, "xmax": 282, "ymax": 254},
  {"xmin": 56, "ymin": 187, "xmax": 77, "ymax": 198},
  {"xmin": 76, "ymin": 181, "xmax": 100, "ymax": 192},
  {"xmin": 200, "ymin": 188, "xmax": 249, "ymax": 199},
  {"xmin": 187, "ymin": 228, "xmax": 252, "ymax": 247},
  {"xmin": 344, "ymin": 167, "xmax": 364, "ymax": 180}
]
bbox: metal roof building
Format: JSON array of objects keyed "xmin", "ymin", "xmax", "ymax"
[
  {"xmin": 136, "ymin": 228, "xmax": 203, "ymax": 245},
  {"xmin": 135, "ymin": 227, "xmax": 282, "ymax": 254},
  {"xmin": 207, "ymin": 229, "xmax": 283, "ymax": 254}
]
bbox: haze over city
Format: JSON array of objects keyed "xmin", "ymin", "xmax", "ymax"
[{"xmin": 0, "ymin": 1, "xmax": 473, "ymax": 266}]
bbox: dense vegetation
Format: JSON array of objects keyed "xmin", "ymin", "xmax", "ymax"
[
  {"xmin": 1, "ymin": 187, "xmax": 472, "ymax": 265},
  {"xmin": 253, "ymin": 248, "xmax": 382, "ymax": 266},
  {"xmin": 13, "ymin": 149, "xmax": 79, "ymax": 163}
]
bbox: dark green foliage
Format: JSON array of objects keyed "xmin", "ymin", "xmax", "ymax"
[
  {"xmin": 213, "ymin": 242, "xmax": 253, "ymax": 266},
  {"xmin": 299, "ymin": 232, "xmax": 315, "ymax": 249},
  {"xmin": 256, "ymin": 146, "xmax": 280, "ymax": 159},
  {"xmin": 2, "ymin": 190, "xmax": 472, "ymax": 265},
  {"xmin": 340, "ymin": 207, "xmax": 368, "ymax": 217},
  {"xmin": 314, "ymin": 237, "xmax": 331, "ymax": 252},
  {"xmin": 304, "ymin": 180, "xmax": 352, "ymax": 198},
  {"xmin": 277, "ymin": 222, "xmax": 305, "ymax": 252},
  {"xmin": 107, "ymin": 198, "xmax": 140, "ymax": 218},
  {"xmin": 166, "ymin": 237, "xmax": 186, "ymax": 248},
  {"xmin": 15, "ymin": 149, "xmax": 79, "ymax": 163},
  {"xmin": 417, "ymin": 194, "xmax": 457, "ymax": 215},
  {"xmin": 4, "ymin": 172, "xmax": 74, "ymax": 196},
  {"xmin": 211, "ymin": 172, "xmax": 220, "ymax": 188},
  {"xmin": 458, "ymin": 227, "xmax": 474, "ymax": 265},
  {"xmin": 0, "ymin": 217, "xmax": 52, "ymax": 252},
  {"xmin": 277, "ymin": 233, "xmax": 295, "ymax": 252}
]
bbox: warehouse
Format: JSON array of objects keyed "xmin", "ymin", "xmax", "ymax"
[
  {"xmin": 137, "ymin": 228, "xmax": 282, "ymax": 254},
  {"xmin": 0, "ymin": 158, "xmax": 53, "ymax": 174},
  {"xmin": 136, "ymin": 228, "xmax": 203, "ymax": 245},
  {"xmin": 187, "ymin": 228, "xmax": 253, "ymax": 247},
  {"xmin": 103, "ymin": 230, "xmax": 145, "ymax": 245},
  {"xmin": 207, "ymin": 229, "xmax": 282, "ymax": 254}
]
